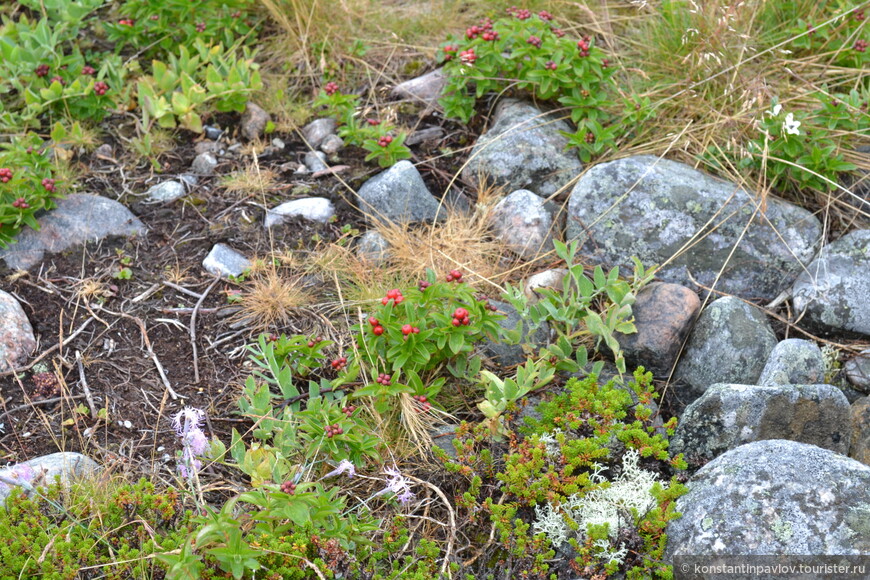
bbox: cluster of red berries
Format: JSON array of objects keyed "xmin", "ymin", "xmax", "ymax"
[
  {"xmin": 267, "ymin": 332, "xmax": 279, "ymax": 342},
  {"xmin": 367, "ymin": 118, "xmax": 381, "ymax": 126},
  {"xmin": 551, "ymin": 27, "xmax": 565, "ymax": 38},
  {"xmin": 585, "ymin": 131, "xmax": 596, "ymax": 144},
  {"xmin": 475, "ymin": 293, "xmax": 499, "ymax": 312},
  {"xmin": 538, "ymin": 10, "xmax": 553, "ymax": 21},
  {"xmin": 418, "ymin": 280, "xmax": 431, "ymax": 292},
  {"xmin": 382, "ymin": 288, "xmax": 404, "ymax": 305},
  {"xmin": 369, "ymin": 317, "xmax": 385, "ymax": 335},
  {"xmin": 855, "ymin": 39, "xmax": 868, "ymax": 52},
  {"xmin": 459, "ymin": 48, "xmax": 477, "ymax": 65},
  {"xmin": 507, "ymin": 6, "xmax": 532, "ymax": 20},
  {"xmin": 331, "ymin": 356, "xmax": 347, "ymax": 370},
  {"xmin": 452, "ymin": 307, "xmax": 470, "ymax": 327},
  {"xmin": 42, "ymin": 178, "xmax": 56, "ymax": 192},
  {"xmin": 50, "ymin": 75, "xmax": 64, "ymax": 85},
  {"xmin": 601, "ymin": 58, "xmax": 610, "ymax": 68},
  {"xmin": 545, "ymin": 60, "xmax": 558, "ymax": 71},
  {"xmin": 577, "ymin": 36, "xmax": 592, "ymax": 57},
  {"xmin": 442, "ymin": 44, "xmax": 458, "ymax": 60},
  {"xmin": 413, "ymin": 394, "xmax": 431, "ymax": 413},
  {"xmin": 401, "ymin": 324, "xmax": 420, "ymax": 338},
  {"xmin": 466, "ymin": 18, "xmax": 495, "ymax": 40},
  {"xmin": 82, "ymin": 65, "xmax": 96, "ymax": 75},
  {"xmin": 280, "ymin": 481, "xmax": 296, "ymax": 494},
  {"xmin": 150, "ymin": 14, "xmax": 160, "ymax": 21},
  {"xmin": 341, "ymin": 405, "xmax": 356, "ymax": 418},
  {"xmin": 35, "ymin": 64, "xmax": 50, "ymax": 77},
  {"xmin": 324, "ymin": 81, "xmax": 339, "ymax": 96},
  {"xmin": 12, "ymin": 198, "xmax": 29, "ymax": 209},
  {"xmin": 376, "ymin": 373, "xmax": 392, "ymax": 386},
  {"xmin": 856, "ymin": 10, "xmax": 865, "ymax": 21},
  {"xmin": 0, "ymin": 168, "xmax": 12, "ymax": 183},
  {"xmin": 196, "ymin": 22, "xmax": 206, "ymax": 32},
  {"xmin": 325, "ymin": 423, "xmax": 344, "ymax": 438},
  {"xmin": 527, "ymin": 35, "xmax": 542, "ymax": 48},
  {"xmin": 119, "ymin": 18, "xmax": 134, "ymax": 26},
  {"xmin": 94, "ymin": 81, "xmax": 109, "ymax": 96},
  {"xmin": 378, "ymin": 135, "xmax": 393, "ymax": 147},
  {"xmin": 307, "ymin": 336, "xmax": 323, "ymax": 348},
  {"xmin": 445, "ymin": 269, "xmax": 463, "ymax": 282},
  {"xmin": 231, "ymin": 11, "xmax": 242, "ymax": 18}
]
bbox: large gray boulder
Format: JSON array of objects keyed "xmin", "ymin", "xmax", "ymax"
[
  {"xmin": 791, "ymin": 229, "xmax": 870, "ymax": 338},
  {"xmin": 673, "ymin": 296, "xmax": 778, "ymax": 404},
  {"xmin": 667, "ymin": 440, "xmax": 870, "ymax": 559},
  {"xmin": 355, "ymin": 160, "xmax": 443, "ymax": 225},
  {"xmin": 462, "ymin": 99, "xmax": 583, "ymax": 198},
  {"xmin": 670, "ymin": 383, "xmax": 851, "ymax": 466},
  {"xmin": 566, "ymin": 156, "xmax": 822, "ymax": 301},
  {"xmin": 0, "ymin": 194, "xmax": 146, "ymax": 270}
]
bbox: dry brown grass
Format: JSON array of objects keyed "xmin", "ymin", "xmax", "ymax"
[
  {"xmin": 232, "ymin": 269, "xmax": 313, "ymax": 331},
  {"xmin": 220, "ymin": 165, "xmax": 278, "ymax": 198}
]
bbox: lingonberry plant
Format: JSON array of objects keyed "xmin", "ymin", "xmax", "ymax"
[
  {"xmin": 438, "ymin": 7, "xmax": 623, "ymax": 162},
  {"xmin": 312, "ymin": 83, "xmax": 412, "ymax": 167}
]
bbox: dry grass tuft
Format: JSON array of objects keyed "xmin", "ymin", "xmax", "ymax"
[
  {"xmin": 220, "ymin": 165, "xmax": 278, "ymax": 198},
  {"xmin": 232, "ymin": 269, "xmax": 313, "ymax": 331}
]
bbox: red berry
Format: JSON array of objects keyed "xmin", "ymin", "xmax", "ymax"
[
  {"xmin": 369, "ymin": 316, "xmax": 379, "ymax": 326},
  {"xmin": 280, "ymin": 481, "xmax": 296, "ymax": 494},
  {"xmin": 81, "ymin": 65, "xmax": 96, "ymax": 75},
  {"xmin": 552, "ymin": 27, "xmax": 565, "ymax": 38},
  {"xmin": 324, "ymin": 82, "xmax": 339, "ymax": 96},
  {"xmin": 367, "ymin": 118, "xmax": 381, "ymax": 126},
  {"xmin": 49, "ymin": 75, "xmax": 64, "ymax": 85},
  {"xmin": 35, "ymin": 64, "xmax": 50, "ymax": 77},
  {"xmin": 0, "ymin": 168, "xmax": 12, "ymax": 183},
  {"xmin": 93, "ymin": 81, "xmax": 109, "ymax": 96},
  {"xmin": 373, "ymin": 325, "xmax": 384, "ymax": 336},
  {"xmin": 459, "ymin": 48, "xmax": 476, "ymax": 65},
  {"xmin": 196, "ymin": 21, "xmax": 206, "ymax": 32},
  {"xmin": 528, "ymin": 35, "xmax": 542, "ymax": 48},
  {"xmin": 538, "ymin": 10, "xmax": 553, "ymax": 21},
  {"xmin": 12, "ymin": 197, "xmax": 29, "ymax": 209},
  {"xmin": 453, "ymin": 308, "xmax": 468, "ymax": 319},
  {"xmin": 41, "ymin": 178, "xmax": 56, "ymax": 192},
  {"xmin": 402, "ymin": 324, "xmax": 413, "ymax": 335},
  {"xmin": 449, "ymin": 269, "xmax": 463, "ymax": 280},
  {"xmin": 413, "ymin": 327, "xmax": 420, "ymax": 334},
  {"xmin": 855, "ymin": 39, "xmax": 868, "ymax": 52},
  {"xmin": 452, "ymin": 319, "xmax": 461, "ymax": 327},
  {"xmin": 462, "ymin": 316, "xmax": 470, "ymax": 326},
  {"xmin": 545, "ymin": 60, "xmax": 557, "ymax": 71}
]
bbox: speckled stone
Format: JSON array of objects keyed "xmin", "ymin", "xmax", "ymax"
[
  {"xmin": 673, "ymin": 296, "xmax": 778, "ymax": 404},
  {"xmin": 202, "ymin": 244, "xmax": 251, "ymax": 278},
  {"xmin": 567, "ymin": 155, "xmax": 823, "ymax": 302},
  {"xmin": 0, "ymin": 290, "xmax": 36, "ymax": 373},
  {"xmin": 845, "ymin": 348, "xmax": 870, "ymax": 393},
  {"xmin": 240, "ymin": 102, "xmax": 270, "ymax": 141},
  {"xmin": 355, "ymin": 160, "xmax": 442, "ymax": 225},
  {"xmin": 792, "ymin": 230, "xmax": 870, "ymax": 338},
  {"xmin": 489, "ymin": 189, "xmax": 555, "ymax": 260},
  {"xmin": 265, "ymin": 197, "xmax": 335, "ymax": 228},
  {"xmin": 301, "ymin": 118, "xmax": 336, "ymax": 149},
  {"xmin": 666, "ymin": 440, "xmax": 870, "ymax": 559},
  {"xmin": 356, "ymin": 230, "xmax": 391, "ymax": 264},
  {"xmin": 462, "ymin": 99, "xmax": 583, "ymax": 198},
  {"xmin": 0, "ymin": 452, "xmax": 100, "ymax": 506},
  {"xmin": 758, "ymin": 339, "xmax": 826, "ymax": 386},
  {"xmin": 671, "ymin": 383, "xmax": 851, "ymax": 466},
  {"xmin": 849, "ymin": 396, "xmax": 870, "ymax": 466}
]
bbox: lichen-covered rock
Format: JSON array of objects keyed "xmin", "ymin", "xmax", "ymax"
[
  {"xmin": 265, "ymin": 197, "xmax": 335, "ymax": 228},
  {"xmin": 845, "ymin": 348, "xmax": 870, "ymax": 393},
  {"xmin": 791, "ymin": 230, "xmax": 870, "ymax": 338},
  {"xmin": 617, "ymin": 282, "xmax": 700, "ymax": 377},
  {"xmin": 355, "ymin": 160, "xmax": 443, "ymax": 225},
  {"xmin": 0, "ymin": 194, "xmax": 146, "ymax": 271},
  {"xmin": 758, "ymin": 339, "xmax": 826, "ymax": 386},
  {"xmin": 566, "ymin": 155, "xmax": 822, "ymax": 302},
  {"xmin": 850, "ymin": 396, "xmax": 870, "ymax": 466},
  {"xmin": 202, "ymin": 244, "xmax": 251, "ymax": 278},
  {"xmin": 462, "ymin": 99, "xmax": 583, "ymax": 198},
  {"xmin": 673, "ymin": 296, "xmax": 777, "ymax": 404},
  {"xmin": 489, "ymin": 189, "xmax": 555, "ymax": 260},
  {"xmin": 0, "ymin": 290, "xmax": 36, "ymax": 373},
  {"xmin": 0, "ymin": 452, "xmax": 100, "ymax": 506},
  {"xmin": 670, "ymin": 383, "xmax": 850, "ymax": 466},
  {"xmin": 666, "ymin": 440, "xmax": 870, "ymax": 559}
]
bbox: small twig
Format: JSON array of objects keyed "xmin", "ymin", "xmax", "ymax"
[
  {"xmin": 162, "ymin": 281, "xmax": 203, "ymax": 300},
  {"xmin": 2, "ymin": 394, "xmax": 87, "ymax": 418},
  {"xmin": 130, "ymin": 282, "xmax": 161, "ymax": 303},
  {"xmin": 191, "ymin": 276, "xmax": 220, "ymax": 383},
  {"xmin": 75, "ymin": 351, "xmax": 98, "ymax": 418},
  {"xmin": 0, "ymin": 317, "xmax": 95, "ymax": 378},
  {"xmin": 406, "ymin": 475, "xmax": 456, "ymax": 580}
]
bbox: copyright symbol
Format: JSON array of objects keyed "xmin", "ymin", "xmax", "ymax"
[{"xmin": 681, "ymin": 563, "xmax": 690, "ymax": 573}]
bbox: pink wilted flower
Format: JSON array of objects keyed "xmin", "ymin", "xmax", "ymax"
[
  {"xmin": 374, "ymin": 466, "xmax": 415, "ymax": 505},
  {"xmin": 320, "ymin": 459, "xmax": 356, "ymax": 480},
  {"xmin": 173, "ymin": 407, "xmax": 209, "ymax": 480}
]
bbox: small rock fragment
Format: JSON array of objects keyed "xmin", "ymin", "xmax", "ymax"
[
  {"xmin": 240, "ymin": 102, "xmax": 271, "ymax": 141},
  {"xmin": 265, "ymin": 197, "xmax": 335, "ymax": 228},
  {"xmin": 203, "ymin": 244, "xmax": 251, "ymax": 278}
]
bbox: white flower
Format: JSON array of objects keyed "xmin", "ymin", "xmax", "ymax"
[
  {"xmin": 783, "ymin": 112, "xmax": 801, "ymax": 135},
  {"xmin": 321, "ymin": 459, "xmax": 356, "ymax": 479},
  {"xmin": 770, "ymin": 103, "xmax": 783, "ymax": 116}
]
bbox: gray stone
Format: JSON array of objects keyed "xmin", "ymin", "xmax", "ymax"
[
  {"xmin": 405, "ymin": 126, "xmax": 445, "ymax": 147},
  {"xmin": 194, "ymin": 141, "xmax": 219, "ymax": 155},
  {"xmin": 391, "ymin": 68, "xmax": 447, "ymax": 104},
  {"xmin": 758, "ymin": 339, "xmax": 826, "ymax": 386},
  {"xmin": 0, "ymin": 290, "xmax": 36, "ymax": 373},
  {"xmin": 567, "ymin": 155, "xmax": 823, "ymax": 302},
  {"xmin": 180, "ymin": 174, "xmax": 199, "ymax": 187},
  {"xmin": 301, "ymin": 118, "xmax": 337, "ymax": 149},
  {"xmin": 240, "ymin": 102, "xmax": 270, "ymax": 141},
  {"xmin": 463, "ymin": 99, "xmax": 583, "ymax": 198},
  {"xmin": 93, "ymin": 143, "xmax": 113, "ymax": 159},
  {"xmin": 203, "ymin": 125, "xmax": 223, "ymax": 140},
  {"xmin": 482, "ymin": 299, "xmax": 549, "ymax": 367},
  {"xmin": 673, "ymin": 296, "xmax": 777, "ymax": 404},
  {"xmin": 430, "ymin": 424, "xmax": 459, "ymax": 460},
  {"xmin": 146, "ymin": 180, "xmax": 186, "ymax": 203},
  {"xmin": 792, "ymin": 230, "xmax": 870, "ymax": 337},
  {"xmin": 356, "ymin": 230, "xmax": 391, "ymax": 264},
  {"xmin": 524, "ymin": 268, "xmax": 568, "ymax": 301},
  {"xmin": 265, "ymin": 197, "xmax": 335, "ymax": 228},
  {"xmin": 671, "ymin": 383, "xmax": 851, "ymax": 466},
  {"xmin": 320, "ymin": 134, "xmax": 344, "ymax": 155},
  {"xmin": 617, "ymin": 282, "xmax": 700, "ymax": 377},
  {"xmin": 355, "ymin": 160, "xmax": 442, "ymax": 225},
  {"xmin": 203, "ymin": 244, "xmax": 251, "ymax": 278},
  {"xmin": 489, "ymin": 189, "xmax": 555, "ymax": 260},
  {"xmin": 850, "ymin": 396, "xmax": 870, "ymax": 466},
  {"xmin": 666, "ymin": 440, "xmax": 870, "ymax": 559},
  {"xmin": 0, "ymin": 194, "xmax": 146, "ymax": 271},
  {"xmin": 271, "ymin": 138, "xmax": 285, "ymax": 149},
  {"xmin": 845, "ymin": 348, "xmax": 870, "ymax": 393},
  {"xmin": 190, "ymin": 152, "xmax": 218, "ymax": 176},
  {"xmin": 304, "ymin": 151, "xmax": 329, "ymax": 173},
  {"xmin": 0, "ymin": 452, "xmax": 101, "ymax": 506}
]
